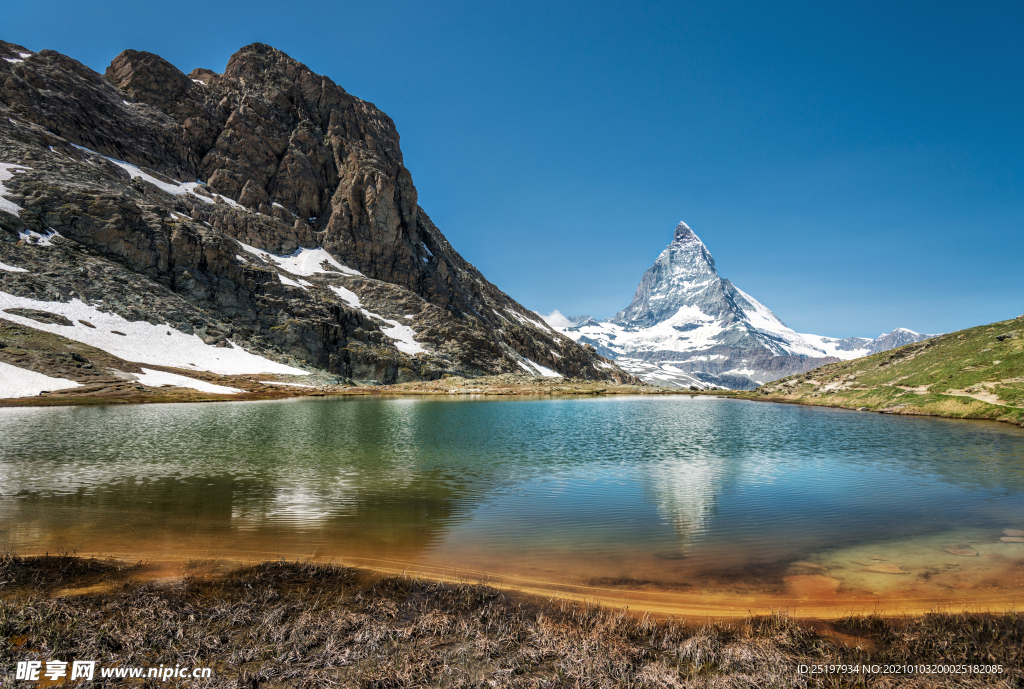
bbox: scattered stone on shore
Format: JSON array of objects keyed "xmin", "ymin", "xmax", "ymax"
[
  {"xmin": 863, "ymin": 563, "xmax": 906, "ymax": 574},
  {"xmin": 1000, "ymin": 537, "xmax": 1024, "ymax": 543},
  {"xmin": 943, "ymin": 546, "xmax": 978, "ymax": 557},
  {"xmin": 1004, "ymin": 529, "xmax": 1024, "ymax": 537}
]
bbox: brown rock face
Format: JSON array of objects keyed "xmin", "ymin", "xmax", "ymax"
[
  {"xmin": 106, "ymin": 50, "xmax": 194, "ymax": 113},
  {"xmin": 0, "ymin": 39, "xmax": 637, "ymax": 384}
]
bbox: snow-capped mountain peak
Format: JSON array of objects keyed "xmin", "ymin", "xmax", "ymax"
[
  {"xmin": 671, "ymin": 220, "xmax": 702, "ymax": 245},
  {"xmin": 545, "ymin": 220, "xmax": 937, "ymax": 390},
  {"xmin": 614, "ymin": 221, "xmax": 720, "ymax": 327}
]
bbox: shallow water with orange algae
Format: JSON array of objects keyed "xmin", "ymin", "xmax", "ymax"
[{"xmin": 2, "ymin": 395, "xmax": 1023, "ymax": 617}]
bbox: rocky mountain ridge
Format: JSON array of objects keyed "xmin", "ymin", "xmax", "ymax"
[
  {"xmin": 544, "ymin": 221, "xmax": 935, "ymax": 389},
  {"xmin": 0, "ymin": 39, "xmax": 636, "ymax": 396}
]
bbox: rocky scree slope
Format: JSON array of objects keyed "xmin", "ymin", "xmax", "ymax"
[
  {"xmin": 0, "ymin": 40, "xmax": 634, "ymax": 391},
  {"xmin": 547, "ymin": 222, "xmax": 934, "ymax": 390},
  {"xmin": 745, "ymin": 316, "xmax": 1024, "ymax": 426}
]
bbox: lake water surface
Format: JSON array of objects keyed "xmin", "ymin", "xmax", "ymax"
[{"xmin": 2, "ymin": 395, "xmax": 1023, "ymax": 616}]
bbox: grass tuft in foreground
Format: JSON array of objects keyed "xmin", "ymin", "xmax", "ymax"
[{"xmin": 1, "ymin": 556, "xmax": 1021, "ymax": 687}]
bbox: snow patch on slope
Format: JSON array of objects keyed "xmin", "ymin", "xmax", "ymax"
[
  {"xmin": 278, "ymin": 274, "xmax": 312, "ymax": 289},
  {"xmin": 238, "ymin": 242, "xmax": 362, "ymax": 277},
  {"xmin": 505, "ymin": 308, "xmax": 554, "ymax": 332},
  {"xmin": 730, "ymin": 285, "xmax": 824, "ymax": 357},
  {"xmin": 561, "ymin": 305, "xmax": 731, "ymax": 357},
  {"xmin": 18, "ymin": 229, "xmax": 61, "ymax": 246},
  {"xmin": 0, "ymin": 361, "xmax": 81, "ymax": 398},
  {"xmin": 329, "ymin": 285, "xmax": 362, "ymax": 308},
  {"xmin": 377, "ymin": 322, "xmax": 424, "ymax": 356},
  {"xmin": 71, "ymin": 144, "xmax": 243, "ymax": 208},
  {"xmin": 615, "ymin": 358, "xmax": 721, "ymax": 389},
  {"xmin": 329, "ymin": 285, "xmax": 425, "ymax": 355},
  {"xmin": 0, "ymin": 163, "xmax": 30, "ymax": 217},
  {"xmin": 133, "ymin": 368, "xmax": 242, "ymax": 394},
  {"xmin": 0, "ymin": 291, "xmax": 308, "ymax": 376},
  {"xmin": 796, "ymin": 333, "xmax": 871, "ymax": 360},
  {"xmin": 518, "ymin": 357, "xmax": 561, "ymax": 377}
]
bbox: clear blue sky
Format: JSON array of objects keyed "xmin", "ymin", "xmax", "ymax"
[{"xmin": 5, "ymin": 1, "xmax": 1022, "ymax": 337}]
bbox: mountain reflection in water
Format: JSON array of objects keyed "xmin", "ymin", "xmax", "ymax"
[{"xmin": 1, "ymin": 395, "xmax": 1022, "ymax": 614}]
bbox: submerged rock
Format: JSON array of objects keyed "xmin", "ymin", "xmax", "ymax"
[
  {"xmin": 943, "ymin": 546, "xmax": 978, "ymax": 557},
  {"xmin": 789, "ymin": 561, "xmax": 829, "ymax": 573}
]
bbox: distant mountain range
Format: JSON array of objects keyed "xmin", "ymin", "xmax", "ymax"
[{"xmin": 542, "ymin": 222, "xmax": 936, "ymax": 390}]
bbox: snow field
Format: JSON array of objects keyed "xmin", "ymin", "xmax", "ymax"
[
  {"xmin": 0, "ymin": 291, "xmax": 308, "ymax": 376},
  {"xmin": 259, "ymin": 381, "xmax": 317, "ymax": 388},
  {"xmin": 133, "ymin": 368, "xmax": 242, "ymax": 394},
  {"xmin": 0, "ymin": 360, "xmax": 81, "ymax": 398},
  {"xmin": 278, "ymin": 274, "xmax": 312, "ymax": 289},
  {"xmin": 516, "ymin": 357, "xmax": 562, "ymax": 378},
  {"xmin": 796, "ymin": 333, "xmax": 871, "ymax": 360}
]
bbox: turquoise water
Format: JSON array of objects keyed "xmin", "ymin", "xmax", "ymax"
[{"xmin": 2, "ymin": 395, "xmax": 1023, "ymax": 609}]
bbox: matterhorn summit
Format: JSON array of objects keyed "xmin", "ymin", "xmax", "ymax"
[
  {"xmin": 613, "ymin": 222, "xmax": 722, "ymax": 327},
  {"xmin": 543, "ymin": 221, "xmax": 936, "ymax": 389}
]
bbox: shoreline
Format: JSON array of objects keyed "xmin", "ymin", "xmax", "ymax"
[
  {"xmin": 5, "ymin": 374, "xmax": 1024, "ymax": 435},
  {"xmin": 0, "ymin": 372, "xmax": 703, "ymax": 408},
  {"xmin": 5, "ymin": 549, "xmax": 1021, "ymax": 622},
  {"xmin": 5, "ymin": 373, "xmax": 1023, "ymax": 434},
  {"xmin": 2, "ymin": 554, "xmax": 1020, "ymax": 687},
  {"xmin": 735, "ymin": 391, "xmax": 1024, "ymax": 429}
]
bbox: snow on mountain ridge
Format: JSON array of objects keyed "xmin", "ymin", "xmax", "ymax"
[
  {"xmin": 543, "ymin": 220, "xmax": 936, "ymax": 389},
  {"xmin": 606, "ymin": 221, "xmax": 830, "ymax": 361}
]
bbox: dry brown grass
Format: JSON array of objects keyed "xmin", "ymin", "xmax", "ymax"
[{"xmin": 1, "ymin": 556, "xmax": 1021, "ymax": 687}]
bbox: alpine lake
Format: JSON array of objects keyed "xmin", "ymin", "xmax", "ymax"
[{"xmin": 2, "ymin": 394, "xmax": 1023, "ymax": 618}]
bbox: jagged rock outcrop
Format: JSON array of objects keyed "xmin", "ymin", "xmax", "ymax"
[
  {"xmin": 544, "ymin": 221, "xmax": 935, "ymax": 390},
  {"xmin": 0, "ymin": 39, "xmax": 636, "ymax": 386}
]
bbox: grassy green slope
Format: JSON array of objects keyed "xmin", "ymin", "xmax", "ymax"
[{"xmin": 739, "ymin": 317, "xmax": 1024, "ymax": 426}]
